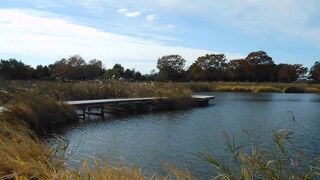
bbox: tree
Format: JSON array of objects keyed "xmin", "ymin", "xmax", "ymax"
[
  {"xmin": 103, "ymin": 64, "xmax": 125, "ymax": 80},
  {"xmin": 112, "ymin": 64, "xmax": 125, "ymax": 79},
  {"xmin": 157, "ymin": 55, "xmax": 186, "ymax": 81},
  {"xmin": 195, "ymin": 54, "xmax": 228, "ymax": 81},
  {"xmin": 246, "ymin": 51, "xmax": 274, "ymax": 65},
  {"xmin": 245, "ymin": 51, "xmax": 275, "ymax": 81},
  {"xmin": 278, "ymin": 64, "xmax": 308, "ymax": 82},
  {"xmin": 187, "ymin": 63, "xmax": 206, "ymax": 81},
  {"xmin": 309, "ymin": 61, "xmax": 320, "ymax": 82},
  {"xmin": 34, "ymin": 65, "xmax": 50, "ymax": 79},
  {"xmin": 51, "ymin": 55, "xmax": 87, "ymax": 80},
  {"xmin": 83, "ymin": 59, "xmax": 104, "ymax": 80},
  {"xmin": 0, "ymin": 59, "xmax": 34, "ymax": 79}
]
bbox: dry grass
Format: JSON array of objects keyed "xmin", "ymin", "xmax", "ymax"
[
  {"xmin": 3, "ymin": 94, "xmax": 78, "ymax": 134},
  {"xmin": 253, "ymin": 86, "xmax": 282, "ymax": 93},
  {"xmin": 304, "ymin": 87, "xmax": 320, "ymax": 93},
  {"xmin": 215, "ymin": 86, "xmax": 253, "ymax": 92},
  {"xmin": 205, "ymin": 131, "xmax": 320, "ymax": 179}
]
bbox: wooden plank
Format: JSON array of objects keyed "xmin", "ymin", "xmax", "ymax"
[
  {"xmin": 65, "ymin": 95, "xmax": 215, "ymax": 107},
  {"xmin": 66, "ymin": 97, "xmax": 157, "ymax": 106}
]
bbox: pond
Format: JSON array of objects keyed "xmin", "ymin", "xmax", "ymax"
[{"xmin": 47, "ymin": 92, "xmax": 320, "ymax": 178}]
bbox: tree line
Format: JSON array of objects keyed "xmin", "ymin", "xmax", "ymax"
[{"xmin": 0, "ymin": 51, "xmax": 319, "ymax": 83}]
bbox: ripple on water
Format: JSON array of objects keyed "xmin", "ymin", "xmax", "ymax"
[{"xmin": 47, "ymin": 92, "xmax": 320, "ymax": 178}]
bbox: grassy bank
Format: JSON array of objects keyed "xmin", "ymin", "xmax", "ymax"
[
  {"xmin": 175, "ymin": 81, "xmax": 320, "ymax": 93},
  {"xmin": 1, "ymin": 81, "xmax": 320, "ymax": 104}
]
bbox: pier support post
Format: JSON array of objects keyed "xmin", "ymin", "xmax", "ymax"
[
  {"xmin": 100, "ymin": 105, "xmax": 105, "ymax": 119},
  {"xmin": 82, "ymin": 108, "xmax": 86, "ymax": 119}
]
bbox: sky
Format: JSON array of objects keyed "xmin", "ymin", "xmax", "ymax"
[{"xmin": 0, "ymin": 0, "xmax": 319, "ymax": 73}]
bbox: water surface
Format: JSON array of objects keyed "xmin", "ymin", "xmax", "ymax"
[{"xmin": 48, "ymin": 92, "xmax": 320, "ymax": 178}]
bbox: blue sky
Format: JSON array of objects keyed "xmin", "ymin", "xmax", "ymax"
[{"xmin": 0, "ymin": 0, "xmax": 319, "ymax": 73}]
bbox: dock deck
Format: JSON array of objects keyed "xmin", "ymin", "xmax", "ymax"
[
  {"xmin": 65, "ymin": 95, "xmax": 214, "ymax": 107},
  {"xmin": 65, "ymin": 95, "xmax": 215, "ymax": 118}
]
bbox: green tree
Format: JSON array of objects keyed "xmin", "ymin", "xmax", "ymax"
[
  {"xmin": 0, "ymin": 59, "xmax": 34, "ymax": 80},
  {"xmin": 309, "ymin": 61, "xmax": 320, "ymax": 82},
  {"xmin": 83, "ymin": 59, "xmax": 104, "ymax": 80},
  {"xmin": 112, "ymin": 64, "xmax": 125, "ymax": 79},
  {"xmin": 103, "ymin": 64, "xmax": 125, "ymax": 80}
]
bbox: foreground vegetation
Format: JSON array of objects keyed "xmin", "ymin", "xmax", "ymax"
[{"xmin": 205, "ymin": 131, "xmax": 320, "ymax": 179}]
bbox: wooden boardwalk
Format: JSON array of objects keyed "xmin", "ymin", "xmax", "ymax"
[{"xmin": 65, "ymin": 95, "xmax": 215, "ymax": 119}]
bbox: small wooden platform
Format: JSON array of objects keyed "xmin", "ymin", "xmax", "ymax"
[{"xmin": 65, "ymin": 95, "xmax": 215, "ymax": 119}]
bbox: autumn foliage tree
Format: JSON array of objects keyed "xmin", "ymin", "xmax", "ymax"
[
  {"xmin": 278, "ymin": 64, "xmax": 308, "ymax": 82},
  {"xmin": 51, "ymin": 55, "xmax": 104, "ymax": 80},
  {"xmin": 195, "ymin": 54, "xmax": 228, "ymax": 81},
  {"xmin": 157, "ymin": 55, "xmax": 186, "ymax": 81}
]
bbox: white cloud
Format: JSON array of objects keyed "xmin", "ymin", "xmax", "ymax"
[
  {"xmin": 0, "ymin": 9, "xmax": 239, "ymax": 72},
  {"xmin": 145, "ymin": 14, "xmax": 155, "ymax": 21},
  {"xmin": 140, "ymin": 0, "xmax": 320, "ymax": 45},
  {"xmin": 117, "ymin": 8, "xmax": 140, "ymax": 18},
  {"xmin": 117, "ymin": 8, "xmax": 128, "ymax": 13}
]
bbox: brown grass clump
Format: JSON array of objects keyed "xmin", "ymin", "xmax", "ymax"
[
  {"xmin": 304, "ymin": 87, "xmax": 320, "ymax": 94},
  {"xmin": 154, "ymin": 86, "xmax": 194, "ymax": 110},
  {"xmin": 3, "ymin": 94, "xmax": 78, "ymax": 134},
  {"xmin": 179, "ymin": 82, "xmax": 214, "ymax": 92},
  {"xmin": 0, "ymin": 90, "xmax": 11, "ymax": 105},
  {"xmin": 253, "ymin": 86, "xmax": 282, "ymax": 93},
  {"xmin": 215, "ymin": 86, "xmax": 253, "ymax": 92},
  {"xmin": 0, "ymin": 119, "xmax": 62, "ymax": 179}
]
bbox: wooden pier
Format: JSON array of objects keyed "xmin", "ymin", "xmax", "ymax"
[{"xmin": 65, "ymin": 95, "xmax": 215, "ymax": 119}]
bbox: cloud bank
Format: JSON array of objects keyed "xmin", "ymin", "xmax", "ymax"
[{"xmin": 0, "ymin": 9, "xmax": 238, "ymax": 72}]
